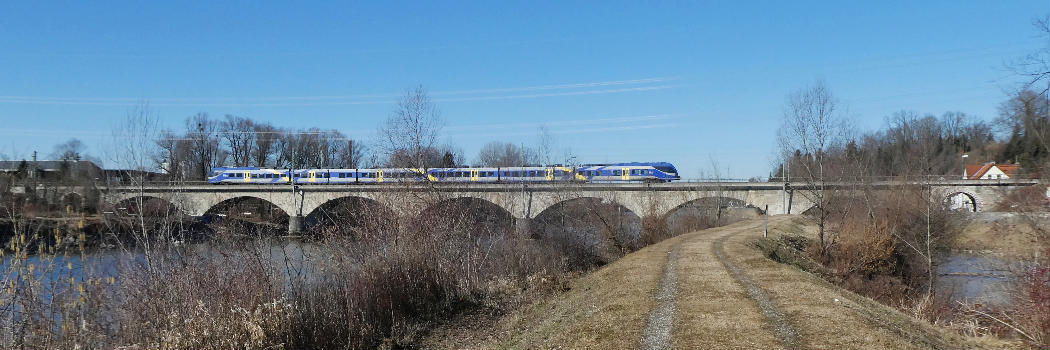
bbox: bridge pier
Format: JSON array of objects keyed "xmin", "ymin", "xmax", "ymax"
[
  {"xmin": 515, "ymin": 217, "xmax": 531, "ymax": 236},
  {"xmin": 288, "ymin": 215, "xmax": 304, "ymax": 234}
]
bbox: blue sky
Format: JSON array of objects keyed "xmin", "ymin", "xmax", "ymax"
[{"xmin": 0, "ymin": 1, "xmax": 1046, "ymax": 178}]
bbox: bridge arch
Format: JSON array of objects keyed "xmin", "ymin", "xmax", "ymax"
[
  {"xmin": 417, "ymin": 196, "xmax": 516, "ymax": 236},
  {"xmin": 531, "ymin": 196, "xmax": 643, "ymax": 264},
  {"xmin": 203, "ymin": 196, "xmax": 290, "ymax": 222},
  {"xmin": 110, "ymin": 195, "xmax": 183, "ymax": 216},
  {"xmin": 531, "ymin": 194, "xmax": 645, "ymax": 220},
  {"xmin": 661, "ymin": 196, "xmax": 749, "ymax": 219},
  {"xmin": 945, "ymin": 191, "xmax": 980, "ymax": 212},
  {"xmin": 306, "ymin": 196, "xmax": 399, "ymax": 235}
]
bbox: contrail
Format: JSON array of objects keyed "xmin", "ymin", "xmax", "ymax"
[
  {"xmin": 0, "ymin": 77, "xmax": 677, "ymax": 105},
  {"xmin": 444, "ymin": 114, "xmax": 676, "ymax": 131}
]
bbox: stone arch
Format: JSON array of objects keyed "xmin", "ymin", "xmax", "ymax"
[
  {"xmin": 203, "ymin": 196, "xmax": 290, "ymax": 222},
  {"xmin": 945, "ymin": 191, "xmax": 980, "ymax": 212},
  {"xmin": 305, "ymin": 195, "xmax": 399, "ymax": 235},
  {"xmin": 660, "ymin": 196, "xmax": 749, "ymax": 219},
  {"xmin": 531, "ymin": 196, "xmax": 643, "ymax": 264},
  {"xmin": 110, "ymin": 195, "xmax": 183, "ymax": 216},
  {"xmin": 417, "ymin": 196, "xmax": 516, "ymax": 236},
  {"xmin": 661, "ymin": 196, "xmax": 754, "ymax": 235},
  {"xmin": 532, "ymin": 193, "xmax": 645, "ymax": 220}
]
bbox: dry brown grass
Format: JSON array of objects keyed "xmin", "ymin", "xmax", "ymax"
[
  {"xmin": 671, "ymin": 220, "xmax": 783, "ymax": 349},
  {"xmin": 435, "ymin": 217, "xmax": 1018, "ymax": 349},
  {"xmin": 430, "ymin": 234, "xmax": 691, "ymax": 349},
  {"xmin": 753, "ymin": 217, "xmax": 1019, "ymax": 349},
  {"xmin": 953, "ymin": 212, "xmax": 1048, "ymax": 259}
]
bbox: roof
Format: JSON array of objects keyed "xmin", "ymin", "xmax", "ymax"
[
  {"xmin": 0, "ymin": 160, "xmax": 102, "ymax": 172},
  {"xmin": 966, "ymin": 162, "xmax": 1022, "ymax": 179}
]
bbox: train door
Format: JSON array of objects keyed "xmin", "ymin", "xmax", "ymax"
[
  {"xmin": 621, "ymin": 167, "xmax": 630, "ymax": 181},
  {"xmin": 377, "ymin": 170, "xmax": 384, "ymax": 183},
  {"xmin": 243, "ymin": 172, "xmax": 250, "ymax": 183},
  {"xmin": 470, "ymin": 169, "xmax": 479, "ymax": 182},
  {"xmin": 545, "ymin": 168, "xmax": 554, "ymax": 181}
]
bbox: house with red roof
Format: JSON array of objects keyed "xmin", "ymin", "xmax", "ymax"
[{"xmin": 964, "ymin": 162, "xmax": 1022, "ymax": 180}]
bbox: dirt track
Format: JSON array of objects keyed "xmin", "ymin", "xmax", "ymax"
[{"xmin": 426, "ymin": 216, "xmax": 1003, "ymax": 349}]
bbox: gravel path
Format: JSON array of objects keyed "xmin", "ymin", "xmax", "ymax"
[
  {"xmin": 713, "ymin": 227, "xmax": 800, "ymax": 350},
  {"xmin": 638, "ymin": 246, "xmax": 680, "ymax": 350}
]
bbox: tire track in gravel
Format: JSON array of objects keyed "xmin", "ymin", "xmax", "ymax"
[
  {"xmin": 713, "ymin": 225, "xmax": 800, "ymax": 350},
  {"xmin": 638, "ymin": 245, "xmax": 681, "ymax": 350}
]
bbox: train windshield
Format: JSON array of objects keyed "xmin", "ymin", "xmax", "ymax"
[
  {"xmin": 655, "ymin": 166, "xmax": 677, "ymax": 174},
  {"xmin": 209, "ymin": 169, "xmax": 224, "ymax": 177}
]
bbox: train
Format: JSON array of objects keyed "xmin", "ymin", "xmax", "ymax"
[{"xmin": 206, "ymin": 162, "xmax": 680, "ymax": 184}]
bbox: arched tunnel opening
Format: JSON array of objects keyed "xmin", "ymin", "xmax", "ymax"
[
  {"xmin": 531, "ymin": 197, "xmax": 642, "ymax": 268},
  {"xmin": 203, "ymin": 196, "xmax": 289, "ymax": 237},
  {"xmin": 945, "ymin": 192, "xmax": 978, "ymax": 212},
  {"xmin": 305, "ymin": 196, "xmax": 399, "ymax": 238},
  {"xmin": 663, "ymin": 197, "xmax": 757, "ymax": 235}
]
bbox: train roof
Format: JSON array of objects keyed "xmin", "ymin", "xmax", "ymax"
[{"xmin": 212, "ymin": 167, "xmax": 262, "ymax": 170}]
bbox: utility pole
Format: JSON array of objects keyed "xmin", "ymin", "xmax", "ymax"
[{"xmin": 763, "ymin": 204, "xmax": 769, "ymax": 238}]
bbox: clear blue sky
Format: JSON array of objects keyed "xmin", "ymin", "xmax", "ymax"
[{"xmin": 1, "ymin": 1, "xmax": 1046, "ymax": 178}]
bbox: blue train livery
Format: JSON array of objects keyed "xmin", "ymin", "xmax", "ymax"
[{"xmin": 207, "ymin": 161, "xmax": 680, "ymax": 184}]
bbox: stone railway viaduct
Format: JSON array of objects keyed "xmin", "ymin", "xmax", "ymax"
[{"xmin": 85, "ymin": 179, "xmax": 1037, "ymax": 233}]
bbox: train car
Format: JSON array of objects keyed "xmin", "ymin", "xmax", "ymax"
[
  {"xmin": 573, "ymin": 162, "xmax": 679, "ymax": 182},
  {"xmin": 208, "ymin": 167, "xmax": 291, "ymax": 184}
]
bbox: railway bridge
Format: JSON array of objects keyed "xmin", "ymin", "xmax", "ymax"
[{"xmin": 86, "ymin": 179, "xmax": 1037, "ymax": 233}]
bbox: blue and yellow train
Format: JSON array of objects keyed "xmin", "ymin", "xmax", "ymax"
[{"xmin": 207, "ymin": 162, "xmax": 680, "ymax": 184}]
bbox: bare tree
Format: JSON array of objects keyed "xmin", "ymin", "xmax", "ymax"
[
  {"xmin": 187, "ymin": 113, "xmax": 220, "ymax": 180},
  {"xmin": 477, "ymin": 141, "xmax": 531, "ymax": 167},
  {"xmin": 108, "ymin": 102, "xmax": 164, "ymax": 271},
  {"xmin": 379, "ymin": 85, "xmax": 443, "ymax": 169},
  {"xmin": 777, "ymin": 80, "xmax": 849, "ymax": 259},
  {"xmin": 536, "ymin": 125, "xmax": 555, "ymax": 165},
  {"xmin": 221, "ymin": 114, "xmax": 255, "ymax": 167},
  {"xmin": 1008, "ymin": 16, "xmax": 1049, "ymax": 96},
  {"xmin": 345, "ymin": 139, "xmax": 365, "ymax": 168},
  {"xmin": 252, "ymin": 123, "xmax": 278, "ymax": 167}
]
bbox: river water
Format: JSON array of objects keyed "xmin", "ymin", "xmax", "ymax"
[
  {"xmin": 936, "ymin": 254, "xmax": 1012, "ymax": 305},
  {"xmin": 1, "ymin": 238, "xmax": 324, "ymax": 292}
]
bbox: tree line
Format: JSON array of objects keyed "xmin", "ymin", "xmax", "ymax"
[
  {"xmin": 149, "ymin": 86, "xmax": 567, "ymax": 181},
  {"xmin": 772, "ymin": 87, "xmax": 1049, "ymax": 181}
]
